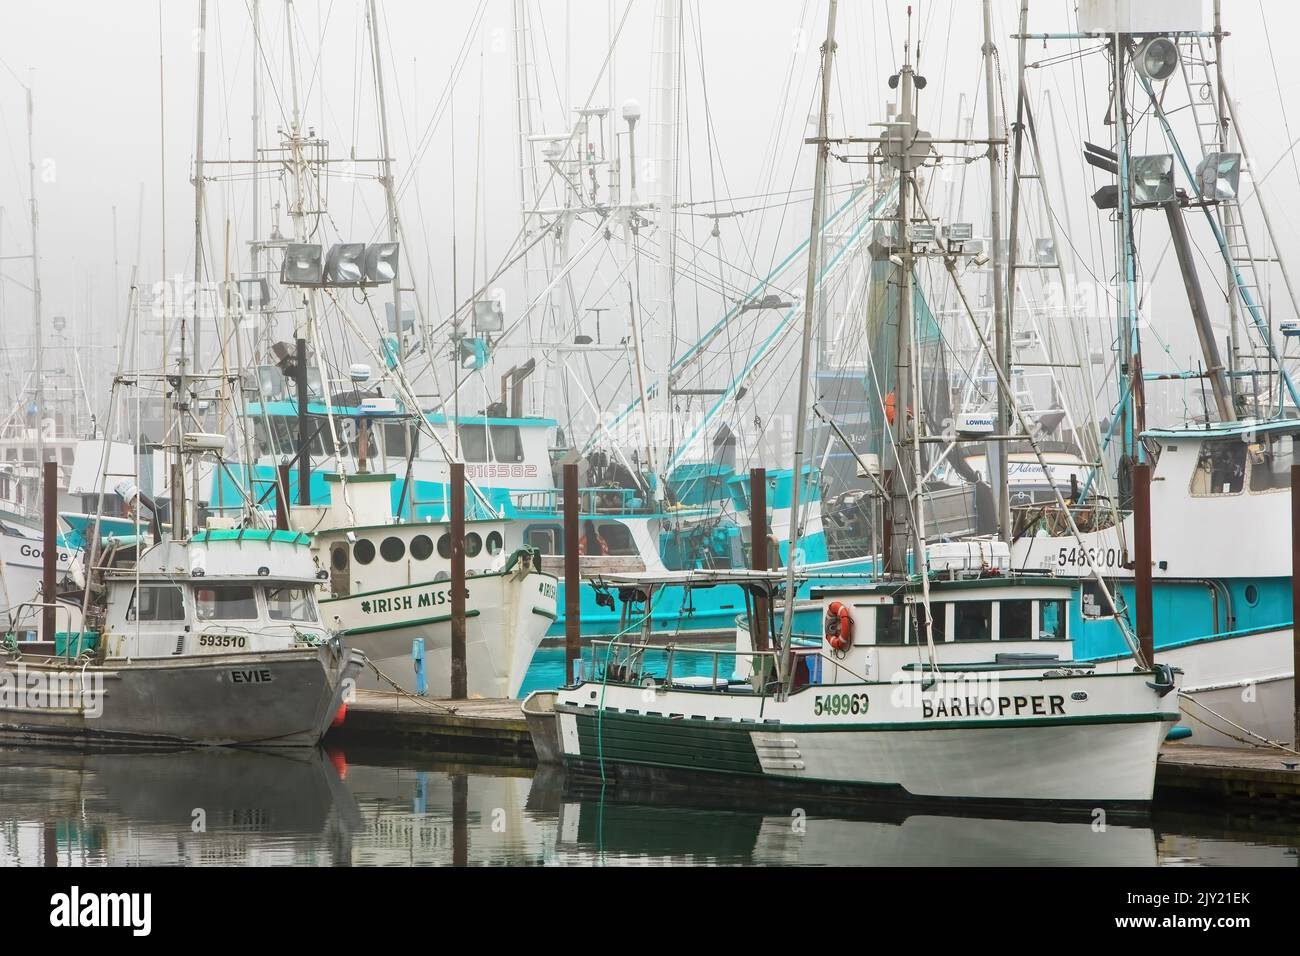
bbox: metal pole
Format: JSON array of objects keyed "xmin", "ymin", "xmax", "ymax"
[
  {"xmin": 983, "ymin": 0, "xmax": 1014, "ymax": 544},
  {"xmin": 296, "ymin": 337, "xmax": 311, "ymax": 505},
  {"xmin": 26, "ymin": 82, "xmax": 45, "ymax": 499},
  {"xmin": 41, "ymin": 460, "xmax": 57, "ymax": 642},
  {"xmin": 563, "ymin": 462, "xmax": 580, "ymax": 681},
  {"xmin": 192, "ymin": 0, "xmax": 208, "ymax": 375},
  {"xmin": 1133, "ymin": 462, "xmax": 1154, "ymax": 668},
  {"xmin": 450, "ymin": 461, "xmax": 467, "ymax": 699},
  {"xmin": 750, "ymin": 467, "xmax": 769, "ymax": 652},
  {"xmin": 1163, "ymin": 201, "xmax": 1234, "ymax": 422},
  {"xmin": 780, "ymin": 0, "xmax": 837, "ymax": 685},
  {"xmin": 367, "ymin": 0, "xmax": 402, "ymax": 353}
]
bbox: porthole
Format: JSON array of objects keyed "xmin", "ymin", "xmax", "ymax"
[
  {"xmin": 331, "ymin": 545, "xmax": 350, "ymax": 571},
  {"xmin": 1245, "ymin": 584, "xmax": 1260, "ymax": 606},
  {"xmin": 437, "ymin": 533, "xmax": 452, "ymax": 559},
  {"xmin": 465, "ymin": 532, "xmax": 483, "ymax": 558},
  {"xmin": 380, "ymin": 536, "xmax": 406, "ymax": 562},
  {"xmin": 410, "ymin": 534, "xmax": 434, "ymax": 561},
  {"xmin": 486, "ymin": 531, "xmax": 503, "ymax": 556},
  {"xmin": 353, "ymin": 539, "xmax": 376, "ymax": 565}
]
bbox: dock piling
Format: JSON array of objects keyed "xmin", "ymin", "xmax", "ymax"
[
  {"xmin": 1292, "ymin": 464, "xmax": 1299, "ymax": 746},
  {"xmin": 564, "ymin": 463, "xmax": 580, "ymax": 681},
  {"xmin": 450, "ymin": 461, "xmax": 467, "ymax": 700},
  {"xmin": 42, "ymin": 460, "xmax": 57, "ymax": 642},
  {"xmin": 1133, "ymin": 461, "xmax": 1154, "ymax": 667},
  {"xmin": 750, "ymin": 467, "xmax": 769, "ymax": 652}
]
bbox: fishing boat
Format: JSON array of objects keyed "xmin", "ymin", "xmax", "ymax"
[{"xmin": 0, "ymin": 521, "xmax": 362, "ymax": 748}]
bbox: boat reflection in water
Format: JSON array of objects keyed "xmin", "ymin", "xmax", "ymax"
[{"xmin": 1, "ymin": 749, "xmax": 1297, "ymax": 866}]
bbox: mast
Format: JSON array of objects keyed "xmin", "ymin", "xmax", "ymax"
[
  {"xmin": 779, "ymin": 0, "xmax": 837, "ymax": 686},
  {"xmin": 367, "ymin": 0, "xmax": 402, "ymax": 358},
  {"xmin": 650, "ymin": 0, "xmax": 680, "ymax": 482},
  {"xmin": 251, "ymin": 0, "xmax": 261, "ymax": 310},
  {"xmin": 982, "ymin": 0, "xmax": 1011, "ymax": 544},
  {"xmin": 187, "ymin": 0, "xmax": 209, "ymax": 535},
  {"xmin": 25, "ymin": 79, "xmax": 46, "ymax": 502}
]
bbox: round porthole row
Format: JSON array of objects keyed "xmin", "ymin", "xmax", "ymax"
[
  {"xmin": 437, "ymin": 533, "xmax": 452, "ymax": 559},
  {"xmin": 353, "ymin": 539, "xmax": 376, "ymax": 565},
  {"xmin": 410, "ymin": 534, "xmax": 434, "ymax": 561},
  {"xmin": 380, "ymin": 536, "xmax": 406, "ymax": 562},
  {"xmin": 465, "ymin": 532, "xmax": 483, "ymax": 558},
  {"xmin": 486, "ymin": 531, "xmax": 503, "ymax": 555}
]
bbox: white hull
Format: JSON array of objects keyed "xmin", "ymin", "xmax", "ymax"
[
  {"xmin": 324, "ymin": 569, "xmax": 556, "ymax": 698},
  {"xmin": 556, "ymin": 668, "xmax": 1179, "ymax": 805}
]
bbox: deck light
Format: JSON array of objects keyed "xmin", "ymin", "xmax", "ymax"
[
  {"xmin": 1194, "ymin": 152, "xmax": 1241, "ymax": 201},
  {"xmin": 281, "ymin": 243, "xmax": 323, "ymax": 286},
  {"xmin": 1130, "ymin": 154, "xmax": 1175, "ymax": 206},
  {"xmin": 1134, "ymin": 37, "xmax": 1179, "ymax": 83},
  {"xmin": 324, "ymin": 243, "xmax": 366, "ymax": 285},
  {"xmin": 363, "ymin": 242, "xmax": 400, "ymax": 285},
  {"xmin": 473, "ymin": 298, "xmax": 505, "ymax": 334}
]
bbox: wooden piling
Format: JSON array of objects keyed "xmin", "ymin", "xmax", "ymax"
[
  {"xmin": 274, "ymin": 462, "xmax": 291, "ymax": 531},
  {"xmin": 42, "ymin": 460, "xmax": 57, "ymax": 642},
  {"xmin": 1133, "ymin": 461, "xmax": 1154, "ymax": 667},
  {"xmin": 295, "ymin": 336, "xmax": 311, "ymax": 506},
  {"xmin": 450, "ymin": 461, "xmax": 467, "ymax": 700},
  {"xmin": 563, "ymin": 463, "xmax": 580, "ymax": 681},
  {"xmin": 750, "ymin": 467, "xmax": 769, "ymax": 651},
  {"xmin": 1292, "ymin": 464, "xmax": 1300, "ymax": 747}
]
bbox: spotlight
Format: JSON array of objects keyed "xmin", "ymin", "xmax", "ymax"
[
  {"xmin": 281, "ymin": 243, "xmax": 323, "ymax": 286},
  {"xmin": 1130, "ymin": 154, "xmax": 1175, "ymax": 206},
  {"xmin": 1134, "ymin": 37, "xmax": 1179, "ymax": 83},
  {"xmin": 363, "ymin": 242, "xmax": 400, "ymax": 285},
  {"xmin": 324, "ymin": 243, "xmax": 366, "ymax": 285},
  {"xmin": 1195, "ymin": 152, "xmax": 1241, "ymax": 201}
]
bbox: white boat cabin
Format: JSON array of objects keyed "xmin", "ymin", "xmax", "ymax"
[{"xmin": 98, "ymin": 530, "xmax": 331, "ymax": 659}]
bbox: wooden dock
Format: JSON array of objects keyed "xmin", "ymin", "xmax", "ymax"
[
  {"xmin": 1157, "ymin": 743, "xmax": 1300, "ymax": 811},
  {"xmin": 325, "ymin": 689, "xmax": 534, "ymax": 761}
]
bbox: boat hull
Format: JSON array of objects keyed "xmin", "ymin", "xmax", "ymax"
[
  {"xmin": 324, "ymin": 569, "xmax": 556, "ymax": 698},
  {"xmin": 0, "ymin": 644, "xmax": 364, "ymax": 748}
]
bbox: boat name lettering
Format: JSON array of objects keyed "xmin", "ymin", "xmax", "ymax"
[
  {"xmin": 230, "ymin": 669, "xmax": 274, "ymax": 684},
  {"xmin": 538, "ymin": 581, "xmax": 557, "ymax": 600},
  {"xmin": 360, "ymin": 588, "xmax": 469, "ymax": 615},
  {"xmin": 921, "ymin": 694, "xmax": 1065, "ymax": 718},
  {"xmin": 18, "ymin": 544, "xmax": 70, "ymax": 562}
]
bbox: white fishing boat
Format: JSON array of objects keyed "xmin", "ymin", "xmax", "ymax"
[
  {"xmin": 0, "ymin": 522, "xmax": 363, "ymax": 748},
  {"xmin": 292, "ymin": 470, "xmax": 557, "ymax": 698}
]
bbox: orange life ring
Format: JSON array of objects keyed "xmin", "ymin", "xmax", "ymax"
[
  {"xmin": 824, "ymin": 600, "xmax": 854, "ymax": 652},
  {"xmin": 884, "ymin": 392, "xmax": 897, "ymax": 425}
]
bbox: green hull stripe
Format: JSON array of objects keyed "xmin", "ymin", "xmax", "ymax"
[
  {"xmin": 532, "ymin": 606, "xmax": 557, "ymax": 621},
  {"xmin": 574, "ymin": 709, "xmax": 761, "ymax": 774},
  {"xmin": 338, "ymin": 609, "xmax": 481, "ymax": 636}
]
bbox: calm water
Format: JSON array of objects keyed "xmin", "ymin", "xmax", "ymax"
[{"xmin": 1, "ymin": 746, "xmax": 1297, "ymax": 866}]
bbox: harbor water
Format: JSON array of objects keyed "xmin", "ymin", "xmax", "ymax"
[{"xmin": 1, "ymin": 747, "xmax": 1296, "ymax": 866}]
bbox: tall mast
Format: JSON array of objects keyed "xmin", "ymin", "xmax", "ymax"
[
  {"xmin": 251, "ymin": 0, "xmax": 261, "ymax": 311},
  {"xmin": 367, "ymin": 0, "xmax": 402, "ymax": 357},
  {"xmin": 779, "ymin": 0, "xmax": 837, "ymax": 685},
  {"xmin": 650, "ymin": 0, "xmax": 680, "ymax": 482},
  {"xmin": 25, "ymin": 79, "xmax": 46, "ymax": 502},
  {"xmin": 185, "ymin": 0, "xmax": 209, "ymax": 536},
  {"xmin": 982, "ymin": 0, "xmax": 1011, "ymax": 544}
]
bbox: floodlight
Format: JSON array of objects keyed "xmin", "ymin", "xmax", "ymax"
[
  {"xmin": 281, "ymin": 243, "xmax": 323, "ymax": 286},
  {"xmin": 1130, "ymin": 154, "xmax": 1175, "ymax": 206},
  {"xmin": 238, "ymin": 277, "xmax": 271, "ymax": 310},
  {"xmin": 911, "ymin": 223, "xmax": 937, "ymax": 243},
  {"xmin": 943, "ymin": 222, "xmax": 974, "ymax": 242},
  {"xmin": 1195, "ymin": 151, "xmax": 1241, "ymax": 201},
  {"xmin": 324, "ymin": 243, "xmax": 366, "ymax": 285},
  {"xmin": 363, "ymin": 242, "xmax": 400, "ymax": 285},
  {"xmin": 1134, "ymin": 37, "xmax": 1179, "ymax": 83},
  {"xmin": 459, "ymin": 337, "xmax": 490, "ymax": 371},
  {"xmin": 1034, "ymin": 238, "xmax": 1057, "ymax": 266},
  {"xmin": 473, "ymin": 299, "xmax": 505, "ymax": 334}
]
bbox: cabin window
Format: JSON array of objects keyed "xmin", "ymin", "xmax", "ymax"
[
  {"xmin": 907, "ymin": 603, "xmax": 946, "ymax": 643},
  {"xmin": 1247, "ymin": 434, "xmax": 1294, "ymax": 493},
  {"xmin": 1000, "ymin": 600, "xmax": 1032, "ymax": 641},
  {"xmin": 458, "ymin": 424, "xmax": 525, "ymax": 463},
  {"xmin": 380, "ymin": 536, "xmax": 406, "ymax": 562},
  {"xmin": 194, "ymin": 584, "xmax": 259, "ymax": 621},
  {"xmin": 437, "ymin": 533, "xmax": 453, "ymax": 559},
  {"xmin": 596, "ymin": 522, "xmax": 637, "ymax": 556},
  {"xmin": 383, "ymin": 422, "xmax": 418, "ymax": 459},
  {"xmin": 266, "ymin": 586, "xmax": 318, "ymax": 622},
  {"xmin": 1189, "ymin": 440, "xmax": 1246, "ymax": 495},
  {"xmin": 465, "ymin": 532, "xmax": 483, "ymax": 558},
  {"xmin": 354, "ymin": 539, "xmax": 376, "ymax": 565},
  {"xmin": 1039, "ymin": 599, "xmax": 1067, "ymax": 638},
  {"xmin": 486, "ymin": 531, "xmax": 503, "ymax": 556},
  {"xmin": 410, "ymin": 534, "xmax": 434, "ymax": 561},
  {"xmin": 954, "ymin": 601, "xmax": 993, "ymax": 642},
  {"xmin": 126, "ymin": 585, "xmax": 186, "ymax": 622},
  {"xmin": 876, "ymin": 604, "xmax": 905, "ymax": 645},
  {"xmin": 330, "ymin": 545, "xmax": 349, "ymax": 571},
  {"xmin": 526, "ymin": 524, "xmax": 563, "ymax": 555}
]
